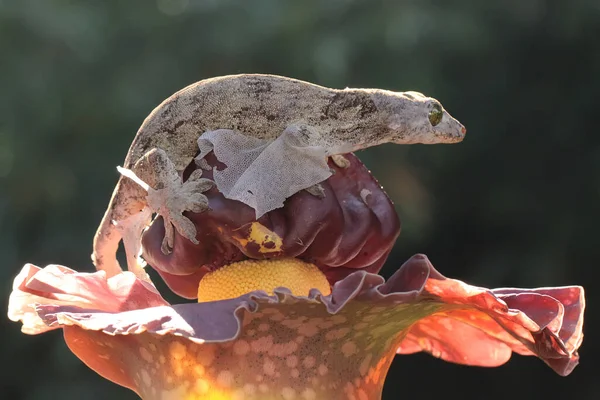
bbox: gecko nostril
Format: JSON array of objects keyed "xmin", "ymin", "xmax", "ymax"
[{"xmin": 461, "ymin": 126, "xmax": 467, "ymax": 135}]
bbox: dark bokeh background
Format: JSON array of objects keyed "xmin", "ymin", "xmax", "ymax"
[{"xmin": 1, "ymin": 0, "xmax": 598, "ymax": 399}]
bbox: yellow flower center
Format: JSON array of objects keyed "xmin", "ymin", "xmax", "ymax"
[{"xmin": 197, "ymin": 258, "xmax": 331, "ymax": 302}]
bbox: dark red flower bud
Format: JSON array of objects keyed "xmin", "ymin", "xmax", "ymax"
[{"xmin": 142, "ymin": 153, "xmax": 401, "ymax": 298}]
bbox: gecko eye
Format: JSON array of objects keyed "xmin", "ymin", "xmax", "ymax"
[{"xmin": 428, "ymin": 103, "xmax": 443, "ymax": 126}]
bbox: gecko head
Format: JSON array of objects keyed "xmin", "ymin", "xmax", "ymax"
[{"xmin": 381, "ymin": 91, "xmax": 466, "ymax": 145}]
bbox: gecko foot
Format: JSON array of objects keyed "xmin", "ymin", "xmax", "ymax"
[
  {"xmin": 331, "ymin": 154, "xmax": 351, "ymax": 168},
  {"xmin": 123, "ymin": 149, "xmax": 215, "ymax": 255},
  {"xmin": 304, "ymin": 183, "xmax": 326, "ymax": 199},
  {"xmin": 147, "ymin": 168, "xmax": 214, "ymax": 254}
]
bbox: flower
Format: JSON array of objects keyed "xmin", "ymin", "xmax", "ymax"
[
  {"xmin": 9, "ymin": 255, "xmax": 584, "ymax": 400},
  {"xmin": 7, "ymin": 153, "xmax": 585, "ymax": 399}
]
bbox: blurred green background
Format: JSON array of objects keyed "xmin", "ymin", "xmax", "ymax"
[{"xmin": 1, "ymin": 0, "xmax": 598, "ymax": 399}]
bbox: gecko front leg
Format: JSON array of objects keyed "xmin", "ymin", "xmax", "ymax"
[{"xmin": 122, "ymin": 148, "xmax": 214, "ymax": 255}]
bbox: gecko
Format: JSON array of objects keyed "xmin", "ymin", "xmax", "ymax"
[{"xmin": 91, "ymin": 74, "xmax": 466, "ymax": 277}]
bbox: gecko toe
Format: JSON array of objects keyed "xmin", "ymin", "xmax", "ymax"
[
  {"xmin": 186, "ymin": 179, "xmax": 215, "ymax": 194},
  {"xmin": 186, "ymin": 169, "xmax": 205, "ymax": 182},
  {"xmin": 195, "ymin": 158, "xmax": 212, "ymax": 171},
  {"xmin": 187, "ymin": 194, "xmax": 210, "ymax": 213},
  {"xmin": 161, "ymin": 221, "xmax": 174, "ymax": 254},
  {"xmin": 331, "ymin": 154, "xmax": 351, "ymax": 169},
  {"xmin": 160, "ymin": 236, "xmax": 172, "ymax": 255},
  {"xmin": 160, "ymin": 210, "xmax": 201, "ymax": 254},
  {"xmin": 172, "ymin": 214, "xmax": 200, "ymax": 245}
]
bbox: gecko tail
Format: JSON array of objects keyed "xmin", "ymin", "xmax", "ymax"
[
  {"xmin": 92, "ymin": 173, "xmax": 140, "ymax": 278},
  {"xmin": 92, "ymin": 170, "xmax": 155, "ymax": 279},
  {"xmin": 92, "ymin": 208, "xmax": 124, "ymax": 277}
]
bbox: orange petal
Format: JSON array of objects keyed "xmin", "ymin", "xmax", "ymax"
[{"xmin": 8, "ymin": 255, "xmax": 584, "ymax": 399}]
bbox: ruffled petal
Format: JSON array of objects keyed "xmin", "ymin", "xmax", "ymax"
[
  {"xmin": 142, "ymin": 152, "xmax": 400, "ymax": 298},
  {"xmin": 395, "ymin": 261, "xmax": 584, "ymax": 376},
  {"xmin": 8, "ymin": 264, "xmax": 168, "ymax": 334},
  {"xmin": 8, "ymin": 255, "xmax": 584, "ymax": 399}
]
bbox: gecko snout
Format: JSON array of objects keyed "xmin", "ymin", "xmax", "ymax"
[
  {"xmin": 454, "ymin": 124, "xmax": 467, "ymax": 141},
  {"xmin": 449, "ymin": 123, "xmax": 467, "ymax": 143},
  {"xmin": 437, "ymin": 116, "xmax": 467, "ymax": 144},
  {"xmin": 447, "ymin": 113, "xmax": 467, "ymax": 143}
]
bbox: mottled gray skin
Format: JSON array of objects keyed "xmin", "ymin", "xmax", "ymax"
[{"xmin": 92, "ymin": 74, "xmax": 466, "ymax": 276}]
